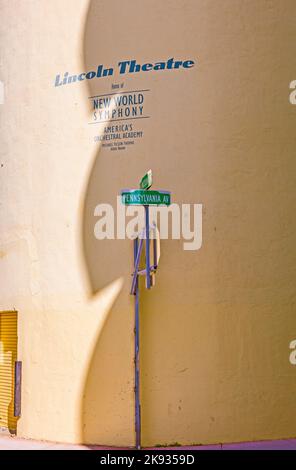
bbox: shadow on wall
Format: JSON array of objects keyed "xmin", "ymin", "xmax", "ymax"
[
  {"xmin": 79, "ymin": 0, "xmax": 217, "ymax": 447},
  {"xmin": 79, "ymin": 0, "xmax": 203, "ymax": 447},
  {"xmin": 80, "ymin": 0, "xmax": 135, "ymax": 446},
  {"xmin": 79, "ymin": 0, "xmax": 296, "ymax": 448}
]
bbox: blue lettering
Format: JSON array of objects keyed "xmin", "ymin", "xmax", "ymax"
[
  {"xmin": 118, "ymin": 61, "xmax": 129, "ymax": 74},
  {"xmin": 86, "ymin": 71, "xmax": 96, "ymax": 79},
  {"xmin": 142, "ymin": 63, "xmax": 153, "ymax": 71},
  {"xmin": 183, "ymin": 60, "xmax": 195, "ymax": 68},
  {"xmin": 54, "ymin": 74, "xmax": 63, "ymax": 87}
]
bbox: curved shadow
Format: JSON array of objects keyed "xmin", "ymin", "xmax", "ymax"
[
  {"xmin": 80, "ymin": 0, "xmax": 206, "ymax": 447},
  {"xmin": 80, "ymin": 0, "xmax": 137, "ymax": 446}
]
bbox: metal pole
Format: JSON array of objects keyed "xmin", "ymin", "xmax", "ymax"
[
  {"xmin": 133, "ymin": 206, "xmax": 151, "ymax": 448},
  {"xmin": 145, "ymin": 205, "xmax": 151, "ymax": 289},
  {"xmin": 130, "ymin": 236, "xmax": 144, "ymax": 295},
  {"xmin": 134, "ymin": 237, "xmax": 141, "ymax": 450}
]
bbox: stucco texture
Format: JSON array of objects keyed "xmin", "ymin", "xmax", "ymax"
[{"xmin": 0, "ymin": 0, "xmax": 295, "ymax": 446}]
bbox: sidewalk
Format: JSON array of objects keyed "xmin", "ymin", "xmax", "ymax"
[{"xmin": 0, "ymin": 435, "xmax": 296, "ymax": 450}]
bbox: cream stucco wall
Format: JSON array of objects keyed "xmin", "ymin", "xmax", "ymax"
[{"xmin": 0, "ymin": 0, "xmax": 295, "ymax": 446}]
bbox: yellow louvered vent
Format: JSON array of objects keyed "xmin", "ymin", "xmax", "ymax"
[{"xmin": 0, "ymin": 311, "xmax": 18, "ymax": 432}]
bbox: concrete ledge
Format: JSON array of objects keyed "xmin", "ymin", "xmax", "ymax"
[{"xmin": 0, "ymin": 436, "xmax": 296, "ymax": 450}]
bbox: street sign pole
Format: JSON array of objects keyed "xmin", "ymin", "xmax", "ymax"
[
  {"xmin": 133, "ymin": 237, "xmax": 141, "ymax": 450},
  {"xmin": 121, "ymin": 171, "xmax": 171, "ymax": 449}
]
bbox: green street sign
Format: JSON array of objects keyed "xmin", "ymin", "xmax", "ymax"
[
  {"xmin": 140, "ymin": 169, "xmax": 153, "ymax": 190},
  {"xmin": 121, "ymin": 189, "xmax": 171, "ymax": 206}
]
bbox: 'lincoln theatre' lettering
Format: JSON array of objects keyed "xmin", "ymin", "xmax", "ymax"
[{"xmin": 54, "ymin": 57, "xmax": 195, "ymax": 87}]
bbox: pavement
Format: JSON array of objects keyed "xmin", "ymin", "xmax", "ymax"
[{"xmin": 0, "ymin": 435, "xmax": 296, "ymax": 450}]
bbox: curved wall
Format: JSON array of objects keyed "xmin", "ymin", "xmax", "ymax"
[{"xmin": 0, "ymin": 0, "xmax": 296, "ymax": 446}]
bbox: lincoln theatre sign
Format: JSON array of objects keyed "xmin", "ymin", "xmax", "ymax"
[{"xmin": 54, "ymin": 57, "xmax": 195, "ymax": 87}]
